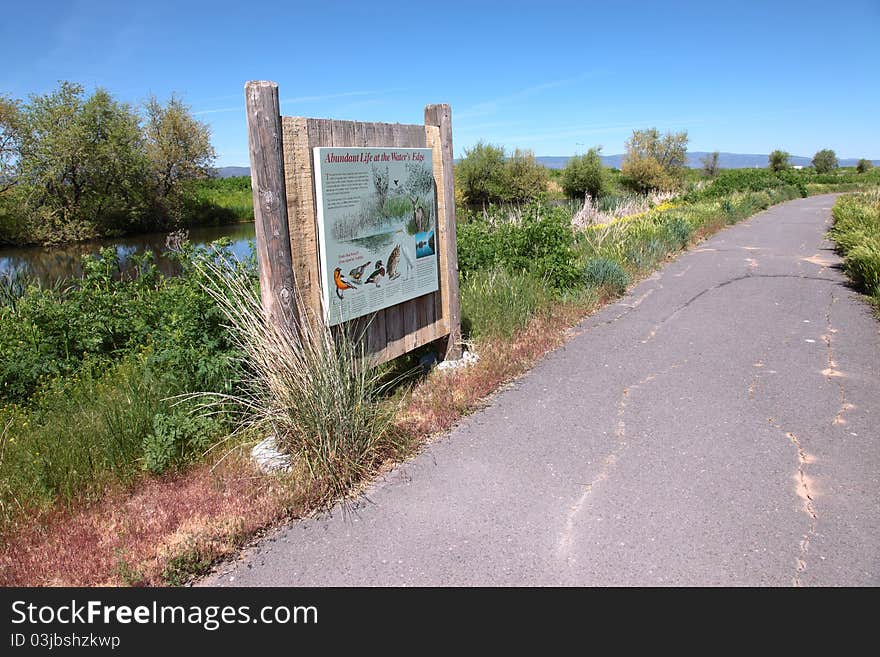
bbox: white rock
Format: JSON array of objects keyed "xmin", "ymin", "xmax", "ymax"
[
  {"xmin": 436, "ymin": 350, "xmax": 480, "ymax": 371},
  {"xmin": 251, "ymin": 435, "xmax": 292, "ymax": 473}
]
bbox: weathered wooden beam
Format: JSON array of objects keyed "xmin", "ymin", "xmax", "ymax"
[
  {"xmin": 424, "ymin": 103, "xmax": 463, "ymax": 360},
  {"xmin": 245, "ymin": 80, "xmax": 299, "ymax": 335}
]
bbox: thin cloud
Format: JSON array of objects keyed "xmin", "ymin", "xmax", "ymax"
[{"xmin": 456, "ymin": 72, "xmax": 606, "ymax": 120}]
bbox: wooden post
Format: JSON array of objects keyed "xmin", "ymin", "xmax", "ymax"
[
  {"xmin": 425, "ymin": 103, "xmax": 462, "ymax": 360},
  {"xmin": 245, "ymin": 80, "xmax": 299, "ymax": 335}
]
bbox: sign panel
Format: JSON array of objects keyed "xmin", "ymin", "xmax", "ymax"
[{"xmin": 313, "ymin": 147, "xmax": 439, "ymax": 326}]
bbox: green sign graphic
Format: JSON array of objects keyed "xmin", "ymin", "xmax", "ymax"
[{"xmin": 313, "ymin": 147, "xmax": 440, "ymax": 326}]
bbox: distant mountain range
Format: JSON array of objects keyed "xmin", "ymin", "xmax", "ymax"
[
  {"xmin": 215, "ymin": 152, "xmax": 878, "ymax": 178},
  {"xmin": 535, "ymin": 153, "xmax": 879, "ymax": 170}
]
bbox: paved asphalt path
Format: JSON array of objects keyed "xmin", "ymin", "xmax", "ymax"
[{"xmin": 204, "ymin": 194, "xmax": 879, "ymax": 586}]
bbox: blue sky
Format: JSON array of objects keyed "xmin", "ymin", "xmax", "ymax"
[{"xmin": 4, "ymin": 0, "xmax": 879, "ymax": 166}]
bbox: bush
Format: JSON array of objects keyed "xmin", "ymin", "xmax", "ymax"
[
  {"xmin": 455, "ymin": 143, "xmax": 549, "ymax": 207},
  {"xmin": 503, "ymin": 149, "xmax": 549, "ymax": 204},
  {"xmin": 621, "ymin": 156, "xmax": 671, "ymax": 194},
  {"xmin": 456, "ymin": 142, "xmax": 508, "ymax": 208},
  {"xmin": 697, "ymin": 168, "xmax": 807, "ymax": 199},
  {"xmin": 769, "ymin": 150, "xmax": 790, "ymax": 172},
  {"xmin": 620, "ymin": 128, "xmax": 688, "ymax": 193},
  {"xmin": 561, "ymin": 148, "xmax": 607, "ymax": 200},
  {"xmin": 457, "ymin": 204, "xmax": 581, "ymax": 289},
  {"xmin": 583, "ymin": 258, "xmax": 629, "ymax": 296},
  {"xmin": 812, "ymin": 149, "xmax": 838, "ymax": 174},
  {"xmin": 142, "ymin": 410, "xmax": 220, "ymax": 474},
  {"xmin": 857, "ymin": 159, "xmax": 874, "ymax": 174}
]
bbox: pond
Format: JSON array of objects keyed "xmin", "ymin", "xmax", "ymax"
[{"xmin": 0, "ymin": 223, "xmax": 257, "ymax": 283}]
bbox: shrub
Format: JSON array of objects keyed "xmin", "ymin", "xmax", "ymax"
[
  {"xmin": 503, "ymin": 149, "xmax": 549, "ymax": 203},
  {"xmin": 621, "ymin": 156, "xmax": 671, "ymax": 194},
  {"xmin": 667, "ymin": 216, "xmax": 693, "ymax": 249},
  {"xmin": 457, "ymin": 204, "xmax": 581, "ymax": 289},
  {"xmin": 142, "ymin": 410, "xmax": 220, "ymax": 474},
  {"xmin": 701, "ymin": 151, "xmax": 720, "ymax": 178},
  {"xmin": 456, "ymin": 143, "xmax": 549, "ymax": 207},
  {"xmin": 583, "ymin": 257, "xmax": 629, "ymax": 296},
  {"xmin": 768, "ymin": 150, "xmax": 790, "ymax": 172},
  {"xmin": 456, "ymin": 142, "xmax": 507, "ymax": 208},
  {"xmin": 621, "ymin": 128, "xmax": 688, "ymax": 193},
  {"xmin": 812, "ymin": 149, "xmax": 838, "ymax": 174},
  {"xmin": 561, "ymin": 148, "xmax": 607, "ymax": 200},
  {"xmin": 857, "ymin": 159, "xmax": 874, "ymax": 174}
]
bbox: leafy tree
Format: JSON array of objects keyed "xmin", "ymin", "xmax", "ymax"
[
  {"xmin": 456, "ymin": 141, "xmax": 507, "ymax": 208},
  {"xmin": 561, "ymin": 148, "xmax": 606, "ymax": 199},
  {"xmin": 143, "ymin": 95, "xmax": 215, "ymax": 202},
  {"xmin": 0, "ymin": 95, "xmax": 22, "ymax": 195},
  {"xmin": 18, "ymin": 82, "xmax": 149, "ymax": 233},
  {"xmin": 621, "ymin": 156, "xmax": 669, "ymax": 194},
  {"xmin": 811, "ymin": 149, "xmax": 838, "ymax": 174},
  {"xmin": 701, "ymin": 151, "xmax": 720, "ymax": 178},
  {"xmin": 856, "ymin": 158, "xmax": 874, "ymax": 174},
  {"xmin": 621, "ymin": 128, "xmax": 688, "ymax": 193},
  {"xmin": 768, "ymin": 149, "xmax": 790, "ymax": 172},
  {"xmin": 503, "ymin": 149, "xmax": 548, "ymax": 204}
]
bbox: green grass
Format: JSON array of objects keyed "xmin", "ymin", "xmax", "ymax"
[
  {"xmin": 0, "ymin": 245, "xmax": 241, "ymax": 530},
  {"xmin": 461, "ymin": 268, "xmax": 553, "ymax": 339},
  {"xmin": 829, "ymin": 190, "xmax": 880, "ymax": 308}
]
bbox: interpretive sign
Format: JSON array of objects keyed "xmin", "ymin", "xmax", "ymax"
[{"xmin": 313, "ymin": 147, "xmax": 440, "ymax": 326}]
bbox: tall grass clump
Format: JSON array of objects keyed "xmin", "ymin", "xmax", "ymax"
[
  {"xmin": 460, "ymin": 268, "xmax": 551, "ymax": 339},
  {"xmin": 192, "ymin": 261, "xmax": 396, "ymax": 504},
  {"xmin": 830, "ymin": 190, "xmax": 880, "ymax": 304},
  {"xmin": 583, "ymin": 257, "xmax": 629, "ymax": 297}
]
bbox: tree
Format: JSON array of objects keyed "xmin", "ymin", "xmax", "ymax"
[
  {"xmin": 812, "ymin": 149, "xmax": 838, "ymax": 174},
  {"xmin": 701, "ymin": 151, "xmax": 720, "ymax": 178},
  {"xmin": 456, "ymin": 141, "xmax": 507, "ymax": 208},
  {"xmin": 768, "ymin": 150, "xmax": 790, "ymax": 172},
  {"xmin": 621, "ymin": 128, "xmax": 688, "ymax": 193},
  {"xmin": 18, "ymin": 82, "xmax": 148, "ymax": 232},
  {"xmin": 0, "ymin": 95, "xmax": 22, "ymax": 195},
  {"xmin": 143, "ymin": 95, "xmax": 215, "ymax": 202},
  {"xmin": 856, "ymin": 159, "xmax": 874, "ymax": 174},
  {"xmin": 503, "ymin": 149, "xmax": 548, "ymax": 204},
  {"xmin": 561, "ymin": 147, "xmax": 606, "ymax": 199}
]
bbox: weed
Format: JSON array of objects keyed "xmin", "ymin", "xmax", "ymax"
[{"xmin": 583, "ymin": 258, "xmax": 629, "ymax": 296}]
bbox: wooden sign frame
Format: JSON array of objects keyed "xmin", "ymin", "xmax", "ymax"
[{"xmin": 245, "ymin": 81, "xmax": 461, "ymax": 364}]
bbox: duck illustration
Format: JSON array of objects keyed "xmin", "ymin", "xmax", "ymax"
[
  {"xmin": 349, "ymin": 261, "xmax": 371, "ymax": 282},
  {"xmin": 333, "ymin": 267, "xmax": 358, "ymax": 300},
  {"xmin": 365, "ymin": 260, "xmax": 385, "ymax": 287}
]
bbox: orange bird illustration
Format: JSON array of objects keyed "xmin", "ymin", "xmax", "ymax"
[{"xmin": 333, "ymin": 267, "xmax": 358, "ymax": 300}]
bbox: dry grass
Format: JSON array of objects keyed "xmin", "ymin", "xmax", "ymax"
[
  {"xmin": 0, "ymin": 293, "xmax": 599, "ymax": 586},
  {"xmin": 0, "ymin": 456, "xmax": 305, "ymax": 586}
]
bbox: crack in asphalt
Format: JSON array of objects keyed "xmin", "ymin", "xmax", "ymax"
[
  {"xmin": 641, "ymin": 273, "xmax": 840, "ymax": 345},
  {"xmin": 768, "ymin": 420, "xmax": 819, "ymax": 587},
  {"xmin": 822, "ymin": 292, "xmax": 853, "ymax": 427},
  {"xmin": 556, "ymin": 361, "xmax": 686, "ymax": 563}
]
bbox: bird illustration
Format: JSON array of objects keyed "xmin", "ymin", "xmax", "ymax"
[
  {"xmin": 386, "ymin": 245, "xmax": 401, "ymax": 280},
  {"xmin": 365, "ymin": 260, "xmax": 385, "ymax": 287},
  {"xmin": 333, "ymin": 267, "xmax": 358, "ymax": 300},
  {"xmin": 414, "ymin": 204, "xmax": 425, "ymax": 232},
  {"xmin": 349, "ymin": 261, "xmax": 371, "ymax": 282}
]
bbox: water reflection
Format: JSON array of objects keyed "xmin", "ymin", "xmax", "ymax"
[{"xmin": 0, "ymin": 223, "xmax": 256, "ymax": 283}]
